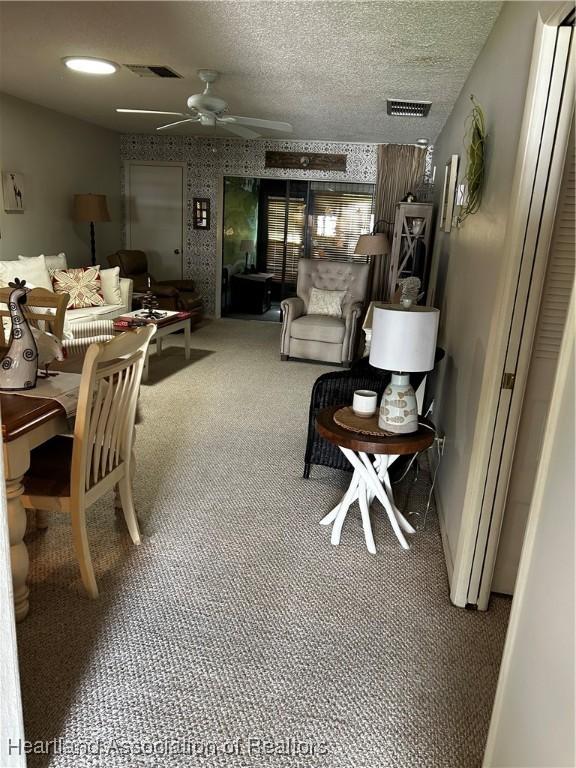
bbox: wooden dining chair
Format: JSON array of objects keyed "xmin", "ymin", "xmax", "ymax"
[
  {"xmin": 21, "ymin": 325, "xmax": 155, "ymax": 598},
  {"xmin": 0, "ymin": 286, "xmax": 69, "ymax": 345}
]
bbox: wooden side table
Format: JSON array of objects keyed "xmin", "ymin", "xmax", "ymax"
[
  {"xmin": 231, "ymin": 272, "xmax": 274, "ymax": 314},
  {"xmin": 316, "ymin": 406, "xmax": 435, "ymax": 553}
]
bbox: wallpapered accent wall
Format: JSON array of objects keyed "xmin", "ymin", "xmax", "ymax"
[{"xmin": 120, "ymin": 135, "xmax": 378, "ymax": 315}]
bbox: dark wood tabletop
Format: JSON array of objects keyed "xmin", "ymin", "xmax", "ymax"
[
  {"xmin": 1, "ymin": 393, "xmax": 66, "ymax": 443},
  {"xmin": 316, "ymin": 405, "xmax": 435, "ymax": 455}
]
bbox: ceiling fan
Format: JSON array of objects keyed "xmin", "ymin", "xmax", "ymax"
[{"xmin": 117, "ymin": 69, "xmax": 293, "ymax": 139}]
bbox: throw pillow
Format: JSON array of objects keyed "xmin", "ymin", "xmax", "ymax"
[
  {"xmin": 0, "ymin": 255, "xmax": 53, "ymax": 292},
  {"xmin": 307, "ymin": 288, "xmax": 347, "ymax": 318},
  {"xmin": 19, "ymin": 252, "xmax": 67, "ymax": 271},
  {"xmin": 99, "ymin": 266, "xmax": 123, "ymax": 305},
  {"xmin": 51, "ymin": 266, "xmax": 105, "ymax": 309}
]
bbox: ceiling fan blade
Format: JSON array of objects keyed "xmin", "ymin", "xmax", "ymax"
[
  {"xmin": 156, "ymin": 118, "xmax": 199, "ymax": 131},
  {"xmin": 117, "ymin": 109, "xmax": 185, "ymax": 116},
  {"xmin": 224, "ymin": 115, "xmax": 293, "ymax": 132},
  {"xmin": 221, "ymin": 123, "xmax": 261, "ymax": 139}
]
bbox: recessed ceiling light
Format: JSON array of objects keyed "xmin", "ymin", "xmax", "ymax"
[
  {"xmin": 416, "ymin": 138, "xmax": 430, "ymax": 146},
  {"xmin": 63, "ymin": 57, "xmax": 118, "ymax": 75}
]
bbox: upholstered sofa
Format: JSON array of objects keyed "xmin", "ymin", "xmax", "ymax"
[
  {"xmin": 108, "ymin": 250, "xmax": 203, "ymax": 324},
  {"xmin": 280, "ymin": 259, "xmax": 370, "ymax": 365},
  {"xmin": 0, "ymin": 252, "xmax": 133, "ymax": 333}
]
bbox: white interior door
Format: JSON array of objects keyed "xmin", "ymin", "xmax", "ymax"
[
  {"xmin": 493, "ymin": 120, "xmax": 575, "ymax": 593},
  {"xmin": 127, "ymin": 163, "xmax": 184, "ymax": 281}
]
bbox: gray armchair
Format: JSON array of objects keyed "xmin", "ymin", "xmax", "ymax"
[{"xmin": 280, "ymin": 259, "xmax": 370, "ymax": 365}]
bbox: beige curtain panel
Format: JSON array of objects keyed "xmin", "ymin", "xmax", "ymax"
[{"xmin": 370, "ymin": 144, "xmax": 427, "ymax": 301}]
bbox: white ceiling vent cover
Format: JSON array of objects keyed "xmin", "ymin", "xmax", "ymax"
[
  {"xmin": 387, "ymin": 99, "xmax": 431, "ymax": 117},
  {"xmin": 125, "ymin": 64, "xmax": 182, "ymax": 79}
]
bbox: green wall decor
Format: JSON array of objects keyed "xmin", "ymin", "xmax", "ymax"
[
  {"xmin": 457, "ymin": 95, "xmax": 486, "ymax": 227},
  {"xmin": 223, "ymin": 177, "xmax": 260, "ymax": 268}
]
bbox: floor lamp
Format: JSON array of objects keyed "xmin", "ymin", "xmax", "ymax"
[
  {"xmin": 73, "ymin": 193, "xmax": 110, "ymax": 266},
  {"xmin": 354, "ymin": 233, "xmax": 390, "ymax": 300}
]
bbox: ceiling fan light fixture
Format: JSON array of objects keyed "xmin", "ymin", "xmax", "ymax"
[{"xmin": 63, "ymin": 56, "xmax": 118, "ymax": 75}]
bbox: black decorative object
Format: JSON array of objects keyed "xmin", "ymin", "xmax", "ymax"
[{"xmin": 139, "ymin": 290, "xmax": 165, "ymax": 320}]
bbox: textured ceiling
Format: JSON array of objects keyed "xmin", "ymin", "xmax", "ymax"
[{"xmin": 0, "ymin": 1, "xmax": 501, "ymax": 143}]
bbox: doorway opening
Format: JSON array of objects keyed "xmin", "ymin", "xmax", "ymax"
[{"xmin": 221, "ymin": 176, "xmax": 374, "ymax": 321}]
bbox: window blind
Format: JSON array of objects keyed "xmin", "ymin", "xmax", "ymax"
[
  {"xmin": 265, "ymin": 196, "xmax": 306, "ymax": 281},
  {"xmin": 309, "ymin": 183, "xmax": 374, "ymax": 262}
]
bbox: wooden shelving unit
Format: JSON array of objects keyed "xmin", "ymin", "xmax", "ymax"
[{"xmin": 386, "ymin": 202, "xmax": 433, "ymax": 300}]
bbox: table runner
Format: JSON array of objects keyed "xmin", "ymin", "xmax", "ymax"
[{"xmin": 12, "ymin": 372, "xmax": 81, "ymax": 418}]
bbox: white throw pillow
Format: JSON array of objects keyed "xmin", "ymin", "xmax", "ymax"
[
  {"xmin": 99, "ymin": 266, "xmax": 123, "ymax": 305},
  {"xmin": 0, "ymin": 255, "xmax": 53, "ymax": 291},
  {"xmin": 19, "ymin": 252, "xmax": 67, "ymax": 271},
  {"xmin": 307, "ymin": 288, "xmax": 347, "ymax": 318}
]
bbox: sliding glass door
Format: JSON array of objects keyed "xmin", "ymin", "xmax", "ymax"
[{"xmin": 222, "ymin": 176, "xmax": 374, "ymax": 316}]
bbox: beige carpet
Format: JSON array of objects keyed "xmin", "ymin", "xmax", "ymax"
[{"xmin": 17, "ymin": 319, "xmax": 510, "ymax": 768}]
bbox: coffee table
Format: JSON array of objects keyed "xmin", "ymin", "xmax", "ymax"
[
  {"xmin": 116, "ymin": 311, "xmax": 191, "ymax": 382},
  {"xmin": 316, "ymin": 406, "xmax": 435, "ymax": 553}
]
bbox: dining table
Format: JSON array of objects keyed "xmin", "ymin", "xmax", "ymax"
[{"xmin": 1, "ymin": 392, "xmax": 70, "ymax": 621}]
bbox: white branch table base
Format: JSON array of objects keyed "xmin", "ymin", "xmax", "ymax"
[{"xmin": 316, "ymin": 407, "xmax": 435, "ymax": 555}]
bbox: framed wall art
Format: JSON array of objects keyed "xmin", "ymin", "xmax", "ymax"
[
  {"xmin": 440, "ymin": 155, "xmax": 459, "ymax": 233},
  {"xmin": 193, "ymin": 197, "xmax": 210, "ymax": 230},
  {"xmin": 2, "ymin": 171, "xmax": 25, "ymax": 212}
]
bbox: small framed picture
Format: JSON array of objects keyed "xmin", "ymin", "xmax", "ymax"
[
  {"xmin": 2, "ymin": 171, "xmax": 25, "ymax": 211},
  {"xmin": 193, "ymin": 197, "xmax": 210, "ymax": 230},
  {"xmin": 440, "ymin": 155, "xmax": 459, "ymax": 233}
]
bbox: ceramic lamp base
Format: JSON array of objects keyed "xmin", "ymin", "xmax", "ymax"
[{"xmin": 378, "ymin": 373, "xmax": 419, "ymax": 434}]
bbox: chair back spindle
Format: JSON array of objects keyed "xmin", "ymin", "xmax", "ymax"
[{"xmin": 70, "ymin": 325, "xmax": 155, "ymax": 499}]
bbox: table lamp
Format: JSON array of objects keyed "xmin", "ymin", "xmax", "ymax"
[
  {"xmin": 73, "ymin": 193, "xmax": 111, "ymax": 266},
  {"xmin": 240, "ymin": 240, "xmax": 255, "ymax": 273},
  {"xmin": 369, "ymin": 304, "xmax": 439, "ymax": 434}
]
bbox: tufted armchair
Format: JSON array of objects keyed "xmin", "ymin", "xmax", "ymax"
[{"xmin": 280, "ymin": 259, "xmax": 370, "ymax": 365}]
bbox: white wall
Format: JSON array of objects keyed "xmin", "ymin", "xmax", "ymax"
[
  {"xmin": 0, "ymin": 93, "xmax": 121, "ymax": 266},
  {"xmin": 428, "ymin": 1, "xmax": 561, "ymax": 576},
  {"xmin": 483, "ymin": 295, "xmax": 575, "ymax": 767}
]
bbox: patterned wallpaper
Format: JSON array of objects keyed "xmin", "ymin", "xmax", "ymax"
[{"xmin": 120, "ymin": 135, "xmax": 378, "ymax": 315}]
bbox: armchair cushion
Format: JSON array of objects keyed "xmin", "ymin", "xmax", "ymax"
[
  {"xmin": 307, "ymin": 288, "xmax": 347, "ymax": 317},
  {"xmin": 290, "ymin": 315, "xmax": 345, "ymax": 344}
]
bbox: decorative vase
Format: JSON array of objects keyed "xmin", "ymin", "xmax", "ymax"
[
  {"xmin": 378, "ymin": 373, "xmax": 418, "ymax": 434},
  {"xmin": 0, "ymin": 278, "xmax": 38, "ymax": 391}
]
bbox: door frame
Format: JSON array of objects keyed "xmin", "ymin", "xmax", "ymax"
[
  {"xmin": 123, "ymin": 160, "xmax": 186, "ymax": 280},
  {"xmin": 436, "ymin": 6, "xmax": 574, "ymax": 610}
]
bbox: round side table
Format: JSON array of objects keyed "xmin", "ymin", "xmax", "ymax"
[{"xmin": 316, "ymin": 406, "xmax": 435, "ymax": 554}]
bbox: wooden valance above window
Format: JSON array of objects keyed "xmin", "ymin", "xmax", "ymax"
[{"xmin": 265, "ymin": 151, "xmax": 347, "ymax": 172}]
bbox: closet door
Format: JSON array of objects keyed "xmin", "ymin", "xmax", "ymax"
[
  {"xmin": 126, "ymin": 162, "xmax": 184, "ymax": 281},
  {"xmin": 493, "ymin": 118, "xmax": 575, "ymax": 593}
]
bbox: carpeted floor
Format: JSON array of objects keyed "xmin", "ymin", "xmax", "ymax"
[{"xmin": 17, "ymin": 319, "xmax": 510, "ymax": 768}]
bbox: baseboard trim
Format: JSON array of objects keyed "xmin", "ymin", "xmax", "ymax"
[{"xmin": 434, "ymin": 486, "xmax": 454, "ymax": 588}]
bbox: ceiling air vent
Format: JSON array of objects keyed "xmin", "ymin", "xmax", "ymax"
[
  {"xmin": 387, "ymin": 99, "xmax": 431, "ymax": 117},
  {"xmin": 125, "ymin": 64, "xmax": 182, "ymax": 79}
]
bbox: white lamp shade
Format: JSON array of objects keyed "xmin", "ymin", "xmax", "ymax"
[{"xmin": 369, "ymin": 304, "xmax": 439, "ymax": 372}]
